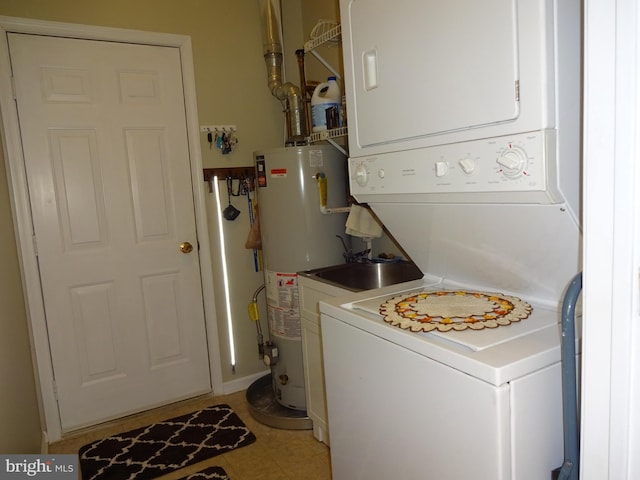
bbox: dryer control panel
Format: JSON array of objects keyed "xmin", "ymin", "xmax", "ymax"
[{"xmin": 349, "ymin": 129, "xmax": 563, "ymax": 204}]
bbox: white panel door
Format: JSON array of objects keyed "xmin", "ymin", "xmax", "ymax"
[{"xmin": 8, "ymin": 33, "xmax": 211, "ymax": 431}]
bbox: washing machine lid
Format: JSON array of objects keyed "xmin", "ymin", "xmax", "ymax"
[
  {"xmin": 351, "ymin": 287, "xmax": 559, "ymax": 352},
  {"xmin": 321, "ymin": 283, "xmax": 566, "ymax": 386},
  {"xmin": 368, "ymin": 202, "xmax": 581, "ymax": 308}
]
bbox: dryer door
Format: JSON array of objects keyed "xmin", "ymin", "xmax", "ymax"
[{"xmin": 342, "ymin": 0, "xmax": 521, "ymax": 152}]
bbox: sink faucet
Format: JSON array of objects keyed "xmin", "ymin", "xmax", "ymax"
[
  {"xmin": 336, "ymin": 235, "xmax": 371, "ymax": 263},
  {"xmin": 336, "ymin": 235, "xmax": 352, "ymax": 262}
]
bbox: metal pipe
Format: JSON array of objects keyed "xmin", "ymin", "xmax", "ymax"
[
  {"xmin": 251, "ymin": 284, "xmax": 266, "ymax": 304},
  {"xmin": 556, "ymin": 272, "xmax": 582, "ymax": 480},
  {"xmin": 296, "ymin": 49, "xmax": 311, "ymax": 135},
  {"xmin": 249, "ymin": 284, "xmax": 266, "ymax": 359},
  {"xmin": 260, "ymin": 0, "xmax": 307, "ymax": 144}
]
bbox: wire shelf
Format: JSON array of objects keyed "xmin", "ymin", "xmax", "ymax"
[
  {"xmin": 304, "ymin": 24, "xmax": 342, "ymax": 52},
  {"xmin": 308, "ymin": 126, "xmax": 348, "ymax": 143}
]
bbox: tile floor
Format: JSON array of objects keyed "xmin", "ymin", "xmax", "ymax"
[{"xmin": 48, "ymin": 390, "xmax": 332, "ymax": 480}]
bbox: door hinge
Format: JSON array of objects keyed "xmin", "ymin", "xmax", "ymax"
[
  {"xmin": 515, "ymin": 80, "xmax": 520, "ymax": 101},
  {"xmin": 32, "ymin": 234, "xmax": 38, "ymax": 257},
  {"xmin": 52, "ymin": 380, "xmax": 58, "ymax": 401}
]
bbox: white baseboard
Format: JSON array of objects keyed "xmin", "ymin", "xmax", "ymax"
[
  {"xmin": 40, "ymin": 430, "xmax": 49, "ymax": 454},
  {"xmin": 220, "ymin": 369, "xmax": 269, "ymax": 395}
]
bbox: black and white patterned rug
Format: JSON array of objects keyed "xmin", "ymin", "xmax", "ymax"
[
  {"xmin": 178, "ymin": 465, "xmax": 229, "ymax": 479},
  {"xmin": 79, "ymin": 404, "xmax": 255, "ymax": 479}
]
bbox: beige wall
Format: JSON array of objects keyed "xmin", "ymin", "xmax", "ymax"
[
  {"xmin": 0, "ymin": 0, "xmax": 286, "ymax": 162},
  {"xmin": 0, "ymin": 146, "xmax": 42, "ymax": 453},
  {"xmin": 0, "ymin": 0, "xmax": 343, "ymax": 450}
]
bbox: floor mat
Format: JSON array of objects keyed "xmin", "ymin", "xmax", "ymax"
[
  {"xmin": 79, "ymin": 404, "xmax": 255, "ymax": 479},
  {"xmin": 177, "ymin": 465, "xmax": 229, "ymax": 480}
]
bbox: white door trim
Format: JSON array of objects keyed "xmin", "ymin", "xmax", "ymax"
[
  {"xmin": 0, "ymin": 15, "xmax": 223, "ymax": 442},
  {"xmin": 582, "ymin": 0, "xmax": 640, "ymax": 477}
]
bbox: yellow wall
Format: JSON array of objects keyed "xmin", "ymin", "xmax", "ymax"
[{"xmin": 0, "ymin": 0, "xmax": 340, "ymax": 450}]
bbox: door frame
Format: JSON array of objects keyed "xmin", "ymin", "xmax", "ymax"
[{"xmin": 0, "ymin": 16, "xmax": 224, "ymax": 442}]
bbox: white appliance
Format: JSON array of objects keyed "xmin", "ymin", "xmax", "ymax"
[
  {"xmin": 320, "ymin": 0, "xmax": 582, "ymax": 479},
  {"xmin": 255, "ymin": 145, "xmax": 348, "ymax": 410}
]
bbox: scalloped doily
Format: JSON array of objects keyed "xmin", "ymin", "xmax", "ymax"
[{"xmin": 379, "ymin": 290, "xmax": 533, "ymax": 332}]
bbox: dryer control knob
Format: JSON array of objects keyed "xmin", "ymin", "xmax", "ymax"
[
  {"xmin": 435, "ymin": 161, "xmax": 448, "ymax": 177},
  {"xmin": 458, "ymin": 157, "xmax": 475, "ymax": 174},
  {"xmin": 497, "ymin": 146, "xmax": 527, "ymax": 178},
  {"xmin": 354, "ymin": 163, "xmax": 369, "ymax": 186}
]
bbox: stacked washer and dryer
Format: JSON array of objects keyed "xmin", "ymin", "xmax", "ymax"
[{"xmin": 320, "ymin": 1, "xmax": 583, "ymax": 479}]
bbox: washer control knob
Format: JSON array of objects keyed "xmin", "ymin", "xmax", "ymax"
[
  {"xmin": 458, "ymin": 157, "xmax": 475, "ymax": 174},
  {"xmin": 378, "ymin": 169, "xmax": 385, "ymax": 179},
  {"xmin": 497, "ymin": 146, "xmax": 527, "ymax": 178},
  {"xmin": 354, "ymin": 163, "xmax": 369, "ymax": 186},
  {"xmin": 435, "ymin": 161, "xmax": 448, "ymax": 177}
]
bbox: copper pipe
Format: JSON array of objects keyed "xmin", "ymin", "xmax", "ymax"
[{"xmin": 296, "ymin": 49, "xmax": 311, "ymax": 136}]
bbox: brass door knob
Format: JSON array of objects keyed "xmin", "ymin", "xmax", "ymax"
[{"xmin": 179, "ymin": 242, "xmax": 193, "ymax": 254}]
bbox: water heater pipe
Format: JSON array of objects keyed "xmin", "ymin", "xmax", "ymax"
[
  {"xmin": 315, "ymin": 172, "xmax": 351, "ymax": 214},
  {"xmin": 260, "ymin": 0, "xmax": 307, "ymax": 144},
  {"xmin": 248, "ymin": 284, "xmax": 266, "ymax": 360},
  {"xmin": 295, "ymin": 48, "xmax": 311, "ymax": 136}
]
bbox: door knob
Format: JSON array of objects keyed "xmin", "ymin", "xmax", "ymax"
[{"xmin": 179, "ymin": 242, "xmax": 193, "ymax": 254}]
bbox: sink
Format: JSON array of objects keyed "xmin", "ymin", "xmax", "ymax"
[{"xmin": 300, "ymin": 261, "xmax": 423, "ymax": 292}]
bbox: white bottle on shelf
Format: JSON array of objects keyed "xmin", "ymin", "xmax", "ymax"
[{"xmin": 311, "ymin": 76, "xmax": 341, "ymax": 132}]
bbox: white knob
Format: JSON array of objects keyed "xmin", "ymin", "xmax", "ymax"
[
  {"xmin": 378, "ymin": 169, "xmax": 385, "ymax": 179},
  {"xmin": 497, "ymin": 147, "xmax": 527, "ymax": 177},
  {"xmin": 435, "ymin": 161, "xmax": 448, "ymax": 177},
  {"xmin": 458, "ymin": 158, "xmax": 475, "ymax": 174},
  {"xmin": 354, "ymin": 163, "xmax": 369, "ymax": 186}
]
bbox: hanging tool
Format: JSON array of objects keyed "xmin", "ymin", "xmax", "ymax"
[
  {"xmin": 244, "ymin": 177, "xmax": 260, "ymax": 272},
  {"xmin": 223, "ymin": 176, "xmax": 240, "ymax": 221}
]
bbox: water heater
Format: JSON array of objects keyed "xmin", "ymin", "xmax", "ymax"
[{"xmin": 255, "ymin": 144, "xmax": 348, "ymax": 410}]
